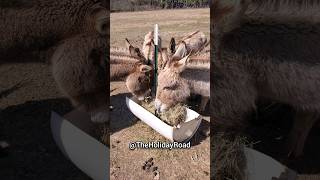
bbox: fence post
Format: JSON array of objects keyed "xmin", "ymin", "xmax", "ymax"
[{"xmin": 153, "ymin": 24, "xmax": 159, "ymax": 97}]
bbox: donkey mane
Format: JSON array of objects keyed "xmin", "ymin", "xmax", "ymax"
[{"xmin": 188, "ymin": 53, "xmax": 210, "ymax": 67}]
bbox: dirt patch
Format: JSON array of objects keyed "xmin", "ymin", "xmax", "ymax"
[
  {"xmin": 0, "ymin": 60, "xmax": 90, "ymax": 179},
  {"xmin": 244, "ymin": 102, "xmax": 320, "ymax": 174}
]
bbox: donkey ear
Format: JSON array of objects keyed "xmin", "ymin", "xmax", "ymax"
[
  {"xmin": 181, "ymin": 30, "xmax": 200, "ymax": 41},
  {"xmin": 132, "ymin": 47, "xmax": 144, "ymax": 59},
  {"xmin": 126, "ymin": 38, "xmax": 143, "ymax": 58},
  {"xmin": 178, "ymin": 53, "xmax": 190, "ymax": 66},
  {"xmin": 174, "ymin": 53, "xmax": 191, "ymax": 72},
  {"xmin": 159, "ymin": 48, "xmax": 169, "ymax": 70},
  {"xmin": 170, "ymin": 37, "xmax": 176, "ymax": 54},
  {"xmin": 139, "ymin": 65, "xmax": 152, "ymax": 72},
  {"xmin": 145, "ymin": 31, "xmax": 154, "ymax": 41},
  {"xmin": 125, "ymin": 38, "xmax": 133, "ymax": 50}
]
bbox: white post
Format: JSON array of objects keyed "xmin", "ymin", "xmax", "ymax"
[
  {"xmin": 154, "ymin": 24, "xmax": 159, "ymax": 115},
  {"xmin": 154, "ymin": 24, "xmax": 159, "ymax": 45}
]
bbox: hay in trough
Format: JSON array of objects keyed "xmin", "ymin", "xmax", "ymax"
[
  {"xmin": 140, "ymin": 99, "xmax": 187, "ymax": 127},
  {"xmin": 211, "ymin": 133, "xmax": 247, "ymax": 180},
  {"xmin": 96, "ymin": 123, "xmax": 109, "ymax": 147}
]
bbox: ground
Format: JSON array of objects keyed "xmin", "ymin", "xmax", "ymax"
[
  {"xmin": 0, "ymin": 54, "xmax": 91, "ymax": 179},
  {"xmin": 0, "ymin": 0, "xmax": 95, "ymax": 177},
  {"xmin": 245, "ymin": 102, "xmax": 320, "ymax": 175},
  {"xmin": 110, "ymin": 9, "xmax": 211, "ymax": 179}
]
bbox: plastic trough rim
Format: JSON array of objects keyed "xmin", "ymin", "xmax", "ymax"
[
  {"xmin": 244, "ymin": 147, "xmax": 297, "ymax": 180},
  {"xmin": 50, "ymin": 111, "xmax": 109, "ymax": 180},
  {"xmin": 126, "ymin": 96, "xmax": 202, "ymax": 142}
]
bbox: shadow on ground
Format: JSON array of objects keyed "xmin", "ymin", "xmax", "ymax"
[
  {"xmin": 0, "ymin": 98, "xmax": 90, "ymax": 180},
  {"xmin": 245, "ymin": 102, "xmax": 320, "ymax": 174},
  {"xmin": 110, "ymin": 92, "xmax": 137, "ymax": 134},
  {"xmin": 190, "ymin": 120, "xmax": 210, "ymax": 146}
]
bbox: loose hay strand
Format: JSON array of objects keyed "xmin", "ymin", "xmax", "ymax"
[
  {"xmin": 212, "ymin": 133, "xmax": 248, "ymax": 180},
  {"xmin": 97, "ymin": 123, "xmax": 109, "ymax": 147}
]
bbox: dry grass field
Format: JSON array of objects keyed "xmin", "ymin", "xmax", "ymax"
[
  {"xmin": 110, "ymin": 8, "xmax": 210, "ymax": 179},
  {"xmin": 111, "ymin": 8, "xmax": 209, "ymax": 46}
]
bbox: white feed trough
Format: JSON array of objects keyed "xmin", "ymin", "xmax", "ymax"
[
  {"xmin": 126, "ymin": 96, "xmax": 202, "ymax": 142},
  {"xmin": 244, "ymin": 147, "xmax": 297, "ymax": 180},
  {"xmin": 50, "ymin": 110, "xmax": 109, "ymax": 180}
]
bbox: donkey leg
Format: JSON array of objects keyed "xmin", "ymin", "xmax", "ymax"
[{"xmin": 287, "ymin": 111, "xmax": 319, "ymax": 157}]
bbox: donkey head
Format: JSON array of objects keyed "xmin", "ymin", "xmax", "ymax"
[
  {"xmin": 126, "ymin": 62, "xmax": 153, "ymax": 100},
  {"xmin": 155, "ymin": 55, "xmax": 191, "ymax": 112}
]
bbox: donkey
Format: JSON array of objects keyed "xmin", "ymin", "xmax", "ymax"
[
  {"xmin": 212, "ymin": 0, "xmax": 320, "ymax": 157},
  {"xmin": 125, "ymin": 31, "xmax": 209, "ymax": 101},
  {"xmin": 123, "ymin": 32, "xmax": 171, "ymax": 100},
  {"xmin": 125, "ymin": 43, "xmax": 172, "ymax": 100},
  {"xmin": 0, "ymin": 0, "xmax": 107, "ymax": 56},
  {"xmin": 142, "ymin": 31, "xmax": 163, "ymax": 62},
  {"xmin": 155, "ymin": 52, "xmax": 210, "ymax": 113},
  {"xmin": 51, "ymin": 33, "xmax": 108, "ymax": 123},
  {"xmin": 170, "ymin": 30, "xmax": 209, "ymax": 60},
  {"xmin": 109, "ymin": 37, "xmax": 155, "ymax": 100}
]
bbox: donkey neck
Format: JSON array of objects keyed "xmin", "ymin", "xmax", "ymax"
[
  {"xmin": 110, "ymin": 49, "xmax": 142, "ymax": 81},
  {"xmin": 110, "ymin": 63, "xmax": 138, "ymax": 81},
  {"xmin": 181, "ymin": 62, "xmax": 210, "ymax": 97}
]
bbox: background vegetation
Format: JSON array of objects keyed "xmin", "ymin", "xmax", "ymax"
[{"xmin": 111, "ymin": 0, "xmax": 210, "ymax": 12}]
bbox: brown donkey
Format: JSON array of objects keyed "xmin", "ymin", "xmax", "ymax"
[
  {"xmin": 155, "ymin": 52, "xmax": 210, "ymax": 113},
  {"xmin": 212, "ymin": 0, "xmax": 320, "ymax": 157},
  {"xmin": 51, "ymin": 33, "xmax": 108, "ymax": 123},
  {"xmin": 126, "ymin": 31, "xmax": 209, "ymax": 101}
]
